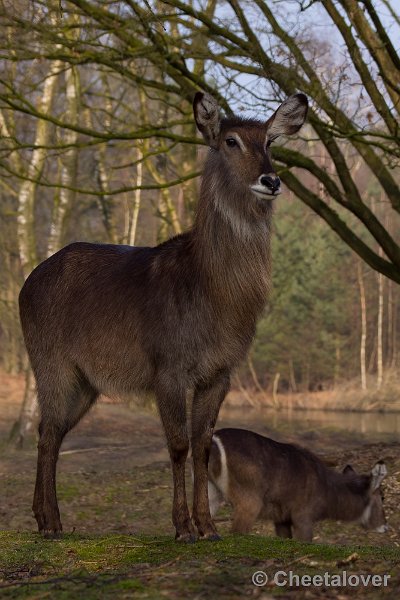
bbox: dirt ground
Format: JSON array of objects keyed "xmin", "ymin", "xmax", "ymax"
[
  {"xmin": 1, "ymin": 372, "xmax": 400, "ymax": 598},
  {"xmin": 0, "ymin": 373, "xmax": 400, "ymax": 600}
]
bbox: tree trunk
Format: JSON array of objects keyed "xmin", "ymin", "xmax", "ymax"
[
  {"xmin": 377, "ymin": 263, "xmax": 384, "ymax": 390},
  {"xmin": 334, "ymin": 337, "xmax": 341, "ymax": 388},
  {"xmin": 247, "ymin": 354, "xmax": 268, "ymax": 403},
  {"xmin": 14, "ymin": 59, "xmax": 61, "ymax": 447},
  {"xmin": 232, "ymin": 373, "xmax": 260, "ymax": 408},
  {"xmin": 47, "ymin": 65, "xmax": 79, "ymax": 257},
  {"xmin": 357, "ymin": 260, "xmax": 367, "ymax": 391},
  {"xmin": 85, "ymin": 90, "xmax": 118, "ymax": 244},
  {"xmin": 17, "ymin": 60, "xmax": 62, "ymax": 278},
  {"xmin": 387, "ymin": 278, "xmax": 393, "ymax": 367},
  {"xmin": 9, "ymin": 367, "xmax": 38, "ymax": 448},
  {"xmin": 128, "ymin": 143, "xmax": 144, "ymax": 246},
  {"xmin": 391, "ymin": 289, "xmax": 398, "ymax": 369},
  {"xmin": 272, "ymin": 372, "xmax": 280, "ymax": 410},
  {"xmin": 288, "ymin": 357, "xmax": 297, "ymax": 393},
  {"xmin": 145, "ymin": 157, "xmax": 182, "ymax": 237}
]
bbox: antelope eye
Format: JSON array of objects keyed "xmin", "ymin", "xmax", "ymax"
[
  {"xmin": 265, "ymin": 140, "xmax": 272, "ymax": 150},
  {"xmin": 226, "ymin": 137, "xmax": 237, "ymax": 147}
]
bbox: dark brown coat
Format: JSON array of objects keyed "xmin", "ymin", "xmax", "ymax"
[
  {"xmin": 209, "ymin": 428, "xmax": 388, "ymax": 541},
  {"xmin": 19, "ymin": 92, "xmax": 308, "ymax": 541}
]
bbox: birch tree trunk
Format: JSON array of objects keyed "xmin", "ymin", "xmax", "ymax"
[
  {"xmin": 334, "ymin": 337, "xmax": 341, "ymax": 389},
  {"xmin": 128, "ymin": 143, "xmax": 144, "ymax": 246},
  {"xmin": 272, "ymin": 372, "xmax": 281, "ymax": 410},
  {"xmin": 357, "ymin": 260, "xmax": 367, "ymax": 391},
  {"xmin": 0, "ymin": 109, "xmax": 24, "ymax": 373},
  {"xmin": 387, "ymin": 279, "xmax": 393, "ymax": 367},
  {"xmin": 392, "ymin": 292, "xmax": 398, "ymax": 369},
  {"xmin": 288, "ymin": 357, "xmax": 297, "ymax": 393},
  {"xmin": 17, "ymin": 60, "xmax": 62, "ymax": 278},
  {"xmin": 140, "ymin": 92, "xmax": 182, "ymax": 238},
  {"xmin": 232, "ymin": 374, "xmax": 260, "ymax": 408},
  {"xmin": 376, "ymin": 249, "xmax": 384, "ymax": 390},
  {"xmin": 12, "ymin": 60, "xmax": 62, "ymax": 447},
  {"xmin": 122, "ymin": 88, "xmax": 148, "ymax": 245},
  {"xmin": 9, "ymin": 367, "xmax": 37, "ymax": 448},
  {"xmin": 144, "ymin": 148, "xmax": 182, "ymax": 238},
  {"xmin": 96, "ymin": 151, "xmax": 118, "ymax": 244},
  {"xmin": 47, "ymin": 65, "xmax": 79, "ymax": 257},
  {"xmin": 247, "ymin": 354, "xmax": 268, "ymax": 404},
  {"xmin": 83, "ymin": 69, "xmax": 118, "ymax": 243},
  {"xmin": 89, "ymin": 89, "xmax": 118, "ymax": 244}
]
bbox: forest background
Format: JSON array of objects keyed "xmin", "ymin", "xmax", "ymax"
[{"xmin": 0, "ymin": 0, "xmax": 399, "ymax": 436}]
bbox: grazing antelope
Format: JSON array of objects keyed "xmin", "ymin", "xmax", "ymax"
[
  {"xmin": 208, "ymin": 428, "xmax": 388, "ymax": 541},
  {"xmin": 19, "ymin": 91, "xmax": 308, "ymax": 541}
]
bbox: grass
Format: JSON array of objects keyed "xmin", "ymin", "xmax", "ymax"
[
  {"xmin": 1, "ymin": 392, "xmax": 400, "ymax": 599},
  {"xmin": 1, "ymin": 453, "xmax": 400, "ymax": 599},
  {"xmin": 0, "ymin": 531, "xmax": 399, "ymax": 599}
]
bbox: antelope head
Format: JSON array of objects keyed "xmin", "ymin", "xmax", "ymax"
[{"xmin": 193, "ymin": 91, "xmax": 308, "ymax": 204}]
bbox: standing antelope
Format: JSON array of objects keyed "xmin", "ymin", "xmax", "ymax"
[
  {"xmin": 208, "ymin": 428, "xmax": 388, "ymax": 541},
  {"xmin": 19, "ymin": 91, "xmax": 308, "ymax": 541}
]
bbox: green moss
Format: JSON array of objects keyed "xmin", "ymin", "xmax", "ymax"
[{"xmin": 0, "ymin": 531, "xmax": 398, "ymax": 598}]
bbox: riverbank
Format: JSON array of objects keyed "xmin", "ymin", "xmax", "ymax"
[{"xmin": 226, "ymin": 375, "xmax": 400, "ymax": 413}]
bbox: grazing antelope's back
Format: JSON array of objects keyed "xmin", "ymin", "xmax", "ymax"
[
  {"xmin": 19, "ymin": 91, "xmax": 308, "ymax": 542},
  {"xmin": 208, "ymin": 428, "xmax": 388, "ymax": 541}
]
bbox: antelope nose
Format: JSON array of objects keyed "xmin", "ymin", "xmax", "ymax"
[{"xmin": 260, "ymin": 175, "xmax": 281, "ymax": 192}]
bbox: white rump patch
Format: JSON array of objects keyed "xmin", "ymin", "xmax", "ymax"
[
  {"xmin": 212, "ymin": 434, "xmax": 229, "ymax": 497},
  {"xmin": 208, "ymin": 480, "xmax": 223, "ymax": 517},
  {"xmin": 360, "ymin": 503, "xmax": 372, "ymax": 527}
]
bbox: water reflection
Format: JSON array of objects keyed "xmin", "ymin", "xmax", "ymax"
[{"xmin": 218, "ymin": 405, "xmax": 400, "ymax": 443}]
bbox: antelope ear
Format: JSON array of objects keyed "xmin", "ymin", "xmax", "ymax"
[
  {"xmin": 370, "ymin": 461, "xmax": 387, "ymax": 491},
  {"xmin": 193, "ymin": 92, "xmax": 221, "ymax": 148},
  {"xmin": 266, "ymin": 93, "xmax": 308, "ymax": 140},
  {"xmin": 343, "ymin": 464, "xmax": 355, "ymax": 475}
]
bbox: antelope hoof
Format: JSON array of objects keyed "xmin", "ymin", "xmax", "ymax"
[
  {"xmin": 175, "ymin": 531, "xmax": 198, "ymax": 544},
  {"xmin": 42, "ymin": 529, "xmax": 63, "ymax": 540},
  {"xmin": 199, "ymin": 531, "xmax": 222, "ymax": 542}
]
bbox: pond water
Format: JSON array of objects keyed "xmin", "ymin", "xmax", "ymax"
[{"xmin": 218, "ymin": 405, "xmax": 400, "ymax": 444}]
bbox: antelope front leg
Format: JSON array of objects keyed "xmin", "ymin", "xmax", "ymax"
[
  {"xmin": 191, "ymin": 369, "xmax": 230, "ymax": 540},
  {"xmin": 156, "ymin": 378, "xmax": 195, "ymax": 542}
]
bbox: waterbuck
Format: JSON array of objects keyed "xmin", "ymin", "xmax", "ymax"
[
  {"xmin": 19, "ymin": 91, "xmax": 308, "ymax": 541},
  {"xmin": 208, "ymin": 428, "xmax": 388, "ymax": 541}
]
